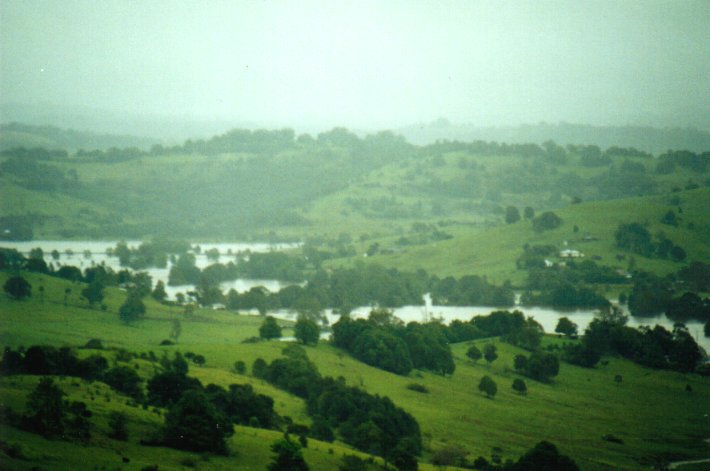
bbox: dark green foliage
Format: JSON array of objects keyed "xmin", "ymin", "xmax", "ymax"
[
  {"xmin": 562, "ymin": 343, "xmax": 601, "ymax": 368},
  {"xmin": 512, "ymin": 378, "xmax": 527, "ymax": 395},
  {"xmin": 108, "ymin": 411, "xmax": 128, "ymax": 441},
  {"xmin": 478, "ymin": 375, "xmax": 497, "ymax": 398},
  {"xmin": 522, "ymin": 282, "xmax": 610, "ymax": 310},
  {"xmin": 430, "ymin": 275, "xmax": 514, "ymax": 307},
  {"xmin": 257, "ymin": 349, "xmax": 421, "ymax": 462},
  {"xmin": 527, "ymin": 351, "xmax": 560, "ymax": 382},
  {"xmin": 81, "ymin": 280, "xmax": 105, "ymax": 307},
  {"xmin": 705, "ymin": 319, "xmax": 710, "ymax": 337},
  {"xmin": 332, "ymin": 311, "xmax": 455, "ymax": 376},
  {"xmin": 235, "ymin": 252, "xmax": 306, "ymax": 282},
  {"xmin": 268, "ymin": 434, "xmax": 309, "ymax": 471},
  {"xmin": 163, "ymin": 390, "xmax": 232, "ymax": 454},
  {"xmin": 168, "ymin": 253, "xmax": 201, "ymax": 286},
  {"xmin": 615, "ymin": 222, "xmax": 652, "ymax": 255},
  {"xmin": 483, "ymin": 344, "xmax": 498, "ymax": 365},
  {"xmin": 294, "ymin": 316, "xmax": 320, "ymax": 345},
  {"xmin": 505, "ymin": 206, "xmax": 521, "ymax": 224},
  {"xmin": 65, "ymin": 400, "xmax": 92, "ymax": 442},
  {"xmin": 3, "ymin": 275, "xmax": 31, "ymax": 300},
  {"xmin": 628, "ymin": 273, "xmax": 673, "ymax": 316},
  {"xmin": 406, "ymin": 383, "xmax": 429, "ymax": 394},
  {"xmin": 678, "ymin": 261, "xmax": 710, "ymax": 291},
  {"xmin": 264, "ymin": 348, "xmax": 322, "ymax": 398},
  {"xmin": 666, "ymin": 292, "xmax": 710, "ymax": 322},
  {"xmin": 103, "ymin": 366, "xmax": 144, "ymax": 401},
  {"xmin": 252, "ymin": 358, "xmax": 268, "ymax": 379},
  {"xmin": 466, "ymin": 345, "xmax": 482, "ymax": 362},
  {"xmin": 259, "ymin": 316, "xmax": 282, "ymax": 340},
  {"xmin": 0, "ymin": 345, "xmax": 108, "ymax": 379},
  {"xmin": 119, "ymin": 290, "xmax": 146, "ymax": 323},
  {"xmin": 22, "ymin": 377, "xmax": 65, "ymax": 437},
  {"xmin": 532, "ymin": 211, "xmax": 562, "ymax": 232},
  {"xmin": 203, "ymin": 383, "xmax": 277, "ymax": 429},
  {"xmin": 583, "ymin": 315, "xmax": 704, "ymax": 372},
  {"xmin": 661, "ymin": 209, "xmax": 679, "ymax": 226},
  {"xmin": 233, "ymin": 360, "xmax": 246, "ymax": 374},
  {"xmin": 510, "ymin": 440, "xmax": 579, "ymax": 471},
  {"xmin": 151, "ymin": 280, "xmax": 167, "ymax": 302},
  {"xmin": 147, "ymin": 353, "xmax": 202, "ymax": 407},
  {"xmin": 555, "ymin": 317, "xmax": 578, "ymax": 337}
]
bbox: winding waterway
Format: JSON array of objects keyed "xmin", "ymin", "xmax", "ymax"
[{"xmin": 3, "ymin": 240, "xmax": 709, "ymax": 352}]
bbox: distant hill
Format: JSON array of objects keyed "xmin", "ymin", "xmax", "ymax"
[
  {"xmin": 0, "ymin": 122, "xmax": 156, "ymax": 151},
  {"xmin": 399, "ymin": 121, "xmax": 710, "ymax": 155}
]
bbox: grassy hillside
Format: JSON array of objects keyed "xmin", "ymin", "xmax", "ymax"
[
  {"xmin": 2, "ymin": 125, "xmax": 709, "ymax": 241},
  {"xmin": 1, "ymin": 272, "xmax": 709, "ymax": 470},
  {"xmin": 346, "ymin": 188, "xmax": 710, "ymax": 284}
]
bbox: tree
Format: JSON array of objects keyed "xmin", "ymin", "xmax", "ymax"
[
  {"xmin": 505, "ymin": 206, "xmax": 521, "ymax": 224},
  {"xmin": 108, "ymin": 411, "xmax": 128, "ymax": 441},
  {"xmin": 705, "ymin": 319, "xmax": 710, "ymax": 337},
  {"xmin": 163, "ymin": 390, "xmax": 232, "ymax": 454},
  {"xmin": 23, "ymin": 377, "xmax": 65, "ymax": 437},
  {"xmin": 268, "ymin": 434, "xmax": 309, "ymax": 471},
  {"xmin": 466, "ymin": 345, "xmax": 482, "ymax": 363},
  {"xmin": 478, "ymin": 375, "xmax": 497, "ymax": 399},
  {"xmin": 524, "ymin": 206, "xmax": 535, "ymax": 220},
  {"xmin": 260, "ymin": 316, "xmax": 282, "ymax": 340},
  {"xmin": 81, "ymin": 280, "xmax": 105, "ymax": 307},
  {"xmin": 483, "ymin": 344, "xmax": 498, "ymax": 366},
  {"xmin": 103, "ymin": 366, "xmax": 144, "ymax": 401},
  {"xmin": 512, "ymin": 378, "xmax": 527, "ymax": 395},
  {"xmin": 63, "ymin": 287, "xmax": 71, "ymax": 306},
  {"xmin": 294, "ymin": 316, "xmax": 320, "ymax": 345},
  {"xmin": 555, "ymin": 317, "xmax": 578, "ymax": 337},
  {"xmin": 511, "ymin": 440, "xmax": 579, "ymax": 471},
  {"xmin": 4, "ymin": 275, "xmax": 31, "ymax": 300},
  {"xmin": 119, "ymin": 291, "xmax": 146, "ymax": 324},
  {"xmin": 532, "ymin": 211, "xmax": 562, "ymax": 232},
  {"xmin": 151, "ymin": 280, "xmax": 167, "ymax": 302}
]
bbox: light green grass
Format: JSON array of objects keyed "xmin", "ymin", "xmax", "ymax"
[{"xmin": 2, "ymin": 272, "xmax": 710, "ymax": 469}]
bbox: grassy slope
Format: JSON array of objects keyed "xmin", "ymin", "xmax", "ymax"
[
  {"xmin": 349, "ymin": 187, "xmax": 710, "ymax": 284},
  {"xmin": 2, "ymin": 273, "xmax": 709, "ymax": 470}
]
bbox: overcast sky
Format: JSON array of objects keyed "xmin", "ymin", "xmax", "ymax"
[{"xmin": 1, "ymin": 0, "xmax": 709, "ymax": 130}]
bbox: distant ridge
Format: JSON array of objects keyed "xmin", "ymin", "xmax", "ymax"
[
  {"xmin": 398, "ymin": 121, "xmax": 710, "ymax": 155},
  {"xmin": 0, "ymin": 122, "xmax": 156, "ymax": 152}
]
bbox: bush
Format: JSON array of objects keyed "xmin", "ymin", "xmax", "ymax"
[{"xmin": 406, "ymin": 383, "xmax": 429, "ymax": 394}]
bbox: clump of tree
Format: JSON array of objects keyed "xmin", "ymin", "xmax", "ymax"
[
  {"xmin": 478, "ymin": 375, "xmax": 497, "ymax": 398},
  {"xmin": 259, "ymin": 316, "xmax": 283, "ymax": 340},
  {"xmin": 268, "ymin": 433, "xmax": 309, "ymax": 471},
  {"xmin": 532, "ymin": 211, "xmax": 562, "ymax": 232},
  {"xmin": 582, "ymin": 309, "xmax": 704, "ymax": 373},
  {"xmin": 1, "ymin": 345, "xmax": 108, "ymax": 380},
  {"xmin": 8, "ymin": 378, "xmax": 93, "ymax": 442},
  {"xmin": 513, "ymin": 351, "xmax": 560, "ymax": 382},
  {"xmin": 332, "ymin": 309, "xmax": 454, "ymax": 376},
  {"xmin": 3, "ymin": 275, "xmax": 31, "ymax": 300},
  {"xmin": 430, "ymin": 275, "xmax": 515, "ymax": 307},
  {"xmin": 614, "ymin": 223, "xmax": 686, "ymax": 261},
  {"xmin": 119, "ymin": 289, "xmax": 146, "ymax": 323},
  {"xmin": 255, "ymin": 346, "xmax": 422, "ymax": 466}
]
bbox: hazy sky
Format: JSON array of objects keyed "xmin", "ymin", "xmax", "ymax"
[{"xmin": 1, "ymin": 0, "xmax": 709, "ymax": 129}]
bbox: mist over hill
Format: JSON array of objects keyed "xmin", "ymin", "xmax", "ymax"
[{"xmin": 398, "ymin": 120, "xmax": 710, "ymax": 155}]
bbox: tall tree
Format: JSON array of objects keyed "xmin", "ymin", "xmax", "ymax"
[
  {"xmin": 294, "ymin": 316, "xmax": 320, "ymax": 345},
  {"xmin": 4, "ymin": 275, "xmax": 31, "ymax": 300}
]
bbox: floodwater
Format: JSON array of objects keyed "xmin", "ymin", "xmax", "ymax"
[{"xmin": 3, "ymin": 240, "xmax": 708, "ymax": 352}]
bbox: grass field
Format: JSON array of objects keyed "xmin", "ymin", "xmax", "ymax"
[
  {"xmin": 341, "ymin": 187, "xmax": 710, "ymax": 284},
  {"xmin": 1, "ymin": 272, "xmax": 709, "ymax": 470}
]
